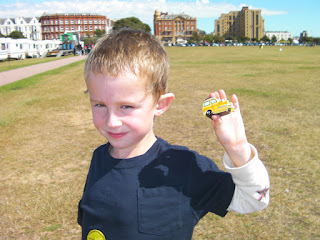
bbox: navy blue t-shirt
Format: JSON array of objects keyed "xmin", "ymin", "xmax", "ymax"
[{"xmin": 78, "ymin": 138, "xmax": 235, "ymax": 240}]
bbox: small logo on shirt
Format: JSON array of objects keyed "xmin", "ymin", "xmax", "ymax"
[
  {"xmin": 257, "ymin": 187, "xmax": 270, "ymax": 201},
  {"xmin": 87, "ymin": 229, "xmax": 106, "ymax": 240}
]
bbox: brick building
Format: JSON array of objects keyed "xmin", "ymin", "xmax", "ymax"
[
  {"xmin": 39, "ymin": 13, "xmax": 113, "ymax": 40},
  {"xmin": 214, "ymin": 7, "xmax": 264, "ymax": 40},
  {"xmin": 154, "ymin": 10, "xmax": 197, "ymax": 44}
]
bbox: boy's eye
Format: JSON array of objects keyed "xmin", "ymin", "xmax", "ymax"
[
  {"xmin": 121, "ymin": 105, "xmax": 133, "ymax": 109},
  {"xmin": 95, "ymin": 104, "xmax": 105, "ymax": 107}
]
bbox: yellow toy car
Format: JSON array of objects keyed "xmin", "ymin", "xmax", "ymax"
[{"xmin": 202, "ymin": 97, "xmax": 235, "ymax": 118}]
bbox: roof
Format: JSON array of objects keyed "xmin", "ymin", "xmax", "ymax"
[
  {"xmin": 159, "ymin": 12, "xmax": 196, "ymax": 20},
  {"xmin": 0, "ymin": 17, "xmax": 39, "ymax": 25}
]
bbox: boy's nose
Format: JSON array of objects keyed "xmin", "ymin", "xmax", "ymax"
[{"xmin": 106, "ymin": 112, "xmax": 122, "ymax": 128}]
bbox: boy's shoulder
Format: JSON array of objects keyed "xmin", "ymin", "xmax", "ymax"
[{"xmin": 155, "ymin": 138, "xmax": 219, "ymax": 170}]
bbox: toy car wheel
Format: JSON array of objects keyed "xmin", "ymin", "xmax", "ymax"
[
  {"xmin": 228, "ymin": 108, "xmax": 231, "ymax": 112},
  {"xmin": 206, "ymin": 110, "xmax": 213, "ymax": 118}
]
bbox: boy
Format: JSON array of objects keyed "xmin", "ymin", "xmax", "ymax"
[{"xmin": 78, "ymin": 29, "xmax": 270, "ymax": 240}]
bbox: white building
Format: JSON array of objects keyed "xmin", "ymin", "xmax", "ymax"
[
  {"xmin": 0, "ymin": 17, "xmax": 42, "ymax": 40},
  {"xmin": 265, "ymin": 31, "xmax": 292, "ymax": 42}
]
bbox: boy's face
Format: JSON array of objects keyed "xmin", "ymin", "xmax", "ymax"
[{"xmin": 86, "ymin": 71, "xmax": 158, "ymax": 159}]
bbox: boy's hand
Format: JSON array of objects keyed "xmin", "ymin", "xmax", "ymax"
[{"xmin": 209, "ymin": 90, "xmax": 252, "ymax": 167}]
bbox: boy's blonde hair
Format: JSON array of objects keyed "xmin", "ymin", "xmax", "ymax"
[{"xmin": 84, "ymin": 29, "xmax": 170, "ymax": 101}]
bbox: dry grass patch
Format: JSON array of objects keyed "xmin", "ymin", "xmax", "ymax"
[{"xmin": 0, "ymin": 46, "xmax": 319, "ymax": 239}]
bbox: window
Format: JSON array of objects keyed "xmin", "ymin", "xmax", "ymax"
[
  {"xmin": 1, "ymin": 43, "xmax": 5, "ymax": 50},
  {"xmin": 65, "ymin": 20, "xmax": 69, "ymax": 24},
  {"xmin": 71, "ymin": 20, "xmax": 74, "ymax": 24},
  {"xmin": 60, "ymin": 20, "xmax": 63, "ymax": 24},
  {"xmin": 84, "ymin": 20, "xmax": 88, "ymax": 24},
  {"xmin": 89, "ymin": 20, "xmax": 93, "ymax": 24},
  {"xmin": 60, "ymin": 26, "xmax": 64, "ymax": 31}
]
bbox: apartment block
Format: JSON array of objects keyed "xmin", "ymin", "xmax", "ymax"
[
  {"xmin": 265, "ymin": 31, "xmax": 292, "ymax": 42},
  {"xmin": 154, "ymin": 10, "xmax": 197, "ymax": 43},
  {"xmin": 214, "ymin": 7, "xmax": 264, "ymax": 40},
  {"xmin": 39, "ymin": 13, "xmax": 113, "ymax": 40},
  {"xmin": 0, "ymin": 17, "xmax": 42, "ymax": 40}
]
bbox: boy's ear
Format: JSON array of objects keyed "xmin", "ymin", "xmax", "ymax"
[{"xmin": 155, "ymin": 93, "xmax": 175, "ymax": 116}]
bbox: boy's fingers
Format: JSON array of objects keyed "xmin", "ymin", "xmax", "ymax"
[
  {"xmin": 219, "ymin": 89, "xmax": 227, "ymax": 100},
  {"xmin": 232, "ymin": 94, "xmax": 240, "ymax": 110},
  {"xmin": 213, "ymin": 91, "xmax": 220, "ymax": 99}
]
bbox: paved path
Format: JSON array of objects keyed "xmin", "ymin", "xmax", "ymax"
[{"xmin": 0, "ymin": 55, "xmax": 87, "ymax": 87}]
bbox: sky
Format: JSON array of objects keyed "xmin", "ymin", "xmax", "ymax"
[{"xmin": 1, "ymin": 0, "xmax": 319, "ymax": 37}]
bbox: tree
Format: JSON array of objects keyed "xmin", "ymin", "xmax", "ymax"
[
  {"xmin": 260, "ymin": 35, "xmax": 270, "ymax": 42},
  {"xmin": 94, "ymin": 29, "xmax": 106, "ymax": 38},
  {"xmin": 203, "ymin": 34, "xmax": 213, "ymax": 43},
  {"xmin": 113, "ymin": 17, "xmax": 151, "ymax": 33},
  {"xmin": 191, "ymin": 31, "xmax": 201, "ymax": 43},
  {"xmin": 0, "ymin": 32, "xmax": 5, "ymax": 37},
  {"xmin": 240, "ymin": 36, "xmax": 249, "ymax": 43},
  {"xmin": 271, "ymin": 35, "xmax": 277, "ymax": 44},
  {"xmin": 213, "ymin": 35, "xmax": 225, "ymax": 43},
  {"xmin": 8, "ymin": 31, "xmax": 25, "ymax": 39}
]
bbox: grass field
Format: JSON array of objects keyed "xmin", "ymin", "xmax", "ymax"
[{"xmin": 0, "ymin": 46, "xmax": 319, "ymax": 239}]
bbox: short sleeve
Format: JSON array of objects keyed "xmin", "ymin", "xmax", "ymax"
[{"xmin": 187, "ymin": 152, "xmax": 235, "ymax": 219}]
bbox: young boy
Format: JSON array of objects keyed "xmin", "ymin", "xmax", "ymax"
[{"xmin": 78, "ymin": 29, "xmax": 270, "ymax": 240}]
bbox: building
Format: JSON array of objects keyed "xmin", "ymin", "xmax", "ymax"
[
  {"xmin": 154, "ymin": 10, "xmax": 197, "ymax": 44},
  {"xmin": 300, "ymin": 31, "xmax": 308, "ymax": 38},
  {"xmin": 0, "ymin": 17, "xmax": 42, "ymax": 40},
  {"xmin": 39, "ymin": 13, "xmax": 113, "ymax": 40},
  {"xmin": 265, "ymin": 31, "xmax": 292, "ymax": 42},
  {"xmin": 214, "ymin": 7, "xmax": 264, "ymax": 40}
]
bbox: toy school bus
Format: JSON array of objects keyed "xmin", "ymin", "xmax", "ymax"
[{"xmin": 202, "ymin": 97, "xmax": 235, "ymax": 118}]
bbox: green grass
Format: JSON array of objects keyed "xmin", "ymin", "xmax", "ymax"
[{"xmin": 0, "ymin": 46, "xmax": 319, "ymax": 239}]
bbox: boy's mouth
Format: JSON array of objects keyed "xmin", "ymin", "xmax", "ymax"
[{"xmin": 108, "ymin": 132, "xmax": 128, "ymax": 139}]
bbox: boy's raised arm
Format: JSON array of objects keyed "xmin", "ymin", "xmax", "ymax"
[
  {"xmin": 209, "ymin": 90, "xmax": 252, "ymax": 167},
  {"xmin": 208, "ymin": 90, "xmax": 270, "ymax": 213}
]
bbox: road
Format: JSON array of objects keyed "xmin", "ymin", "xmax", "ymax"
[{"xmin": 0, "ymin": 55, "xmax": 86, "ymax": 87}]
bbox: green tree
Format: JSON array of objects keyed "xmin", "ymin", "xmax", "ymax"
[
  {"xmin": 240, "ymin": 36, "xmax": 249, "ymax": 43},
  {"xmin": 8, "ymin": 31, "xmax": 25, "ymax": 39},
  {"xmin": 203, "ymin": 34, "xmax": 213, "ymax": 43},
  {"xmin": 113, "ymin": 17, "xmax": 151, "ymax": 33},
  {"xmin": 94, "ymin": 29, "xmax": 106, "ymax": 38},
  {"xmin": 271, "ymin": 35, "xmax": 277, "ymax": 43},
  {"xmin": 213, "ymin": 35, "xmax": 225, "ymax": 43},
  {"xmin": 0, "ymin": 32, "xmax": 5, "ymax": 37},
  {"xmin": 260, "ymin": 35, "xmax": 270, "ymax": 42},
  {"xmin": 191, "ymin": 31, "xmax": 201, "ymax": 43}
]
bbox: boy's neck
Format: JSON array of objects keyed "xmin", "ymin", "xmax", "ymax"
[{"xmin": 109, "ymin": 133, "xmax": 157, "ymax": 159}]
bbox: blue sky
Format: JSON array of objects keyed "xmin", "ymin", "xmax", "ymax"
[{"xmin": 1, "ymin": 0, "xmax": 319, "ymax": 37}]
